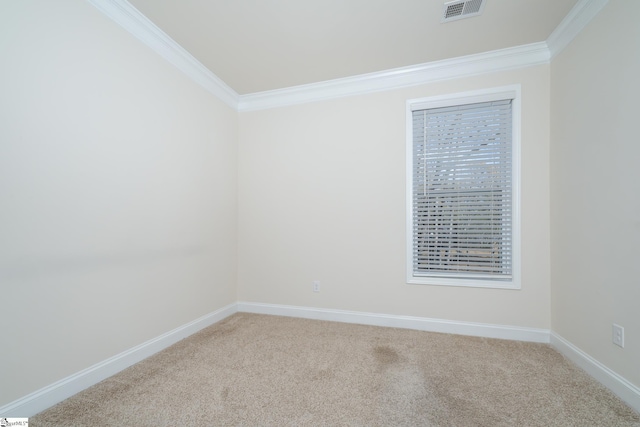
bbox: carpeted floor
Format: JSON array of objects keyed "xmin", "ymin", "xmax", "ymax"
[{"xmin": 31, "ymin": 313, "xmax": 640, "ymax": 426}]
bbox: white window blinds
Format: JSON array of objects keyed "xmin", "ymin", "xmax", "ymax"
[{"xmin": 411, "ymin": 99, "xmax": 513, "ymax": 281}]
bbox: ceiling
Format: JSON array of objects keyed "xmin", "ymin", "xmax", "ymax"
[{"xmin": 127, "ymin": 0, "xmax": 579, "ymax": 95}]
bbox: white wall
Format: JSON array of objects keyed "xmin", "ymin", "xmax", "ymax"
[
  {"xmin": 0, "ymin": 0, "xmax": 237, "ymax": 405},
  {"xmin": 550, "ymin": 1, "xmax": 640, "ymax": 388},
  {"xmin": 238, "ymin": 66, "xmax": 551, "ymax": 329}
]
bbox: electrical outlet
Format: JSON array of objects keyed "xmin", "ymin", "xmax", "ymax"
[
  {"xmin": 312, "ymin": 280, "xmax": 320, "ymax": 293},
  {"xmin": 613, "ymin": 324, "xmax": 624, "ymax": 348}
]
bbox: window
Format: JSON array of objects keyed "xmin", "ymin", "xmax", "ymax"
[{"xmin": 406, "ymin": 86, "xmax": 520, "ymax": 289}]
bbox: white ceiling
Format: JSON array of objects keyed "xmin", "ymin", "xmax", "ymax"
[{"xmin": 127, "ymin": 0, "xmax": 578, "ymax": 95}]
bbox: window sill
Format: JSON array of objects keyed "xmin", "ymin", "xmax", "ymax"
[{"xmin": 407, "ymin": 276, "xmax": 521, "ymax": 290}]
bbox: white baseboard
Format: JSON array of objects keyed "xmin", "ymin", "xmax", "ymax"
[
  {"xmin": 237, "ymin": 302, "xmax": 550, "ymax": 343},
  {"xmin": 551, "ymin": 332, "xmax": 640, "ymax": 413},
  {"xmin": 0, "ymin": 303, "xmax": 237, "ymax": 418},
  {"xmin": 6, "ymin": 302, "xmax": 637, "ymax": 417}
]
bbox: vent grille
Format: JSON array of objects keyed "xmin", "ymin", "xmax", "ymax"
[{"xmin": 442, "ymin": 0, "xmax": 485, "ymax": 22}]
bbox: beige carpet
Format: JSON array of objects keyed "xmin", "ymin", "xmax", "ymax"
[{"xmin": 31, "ymin": 313, "xmax": 640, "ymax": 426}]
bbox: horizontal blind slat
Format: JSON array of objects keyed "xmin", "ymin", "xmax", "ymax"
[{"xmin": 412, "ymin": 98, "xmax": 513, "ymax": 280}]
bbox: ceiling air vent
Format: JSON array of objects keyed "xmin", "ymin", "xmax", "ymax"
[{"xmin": 442, "ymin": 0, "xmax": 486, "ymax": 23}]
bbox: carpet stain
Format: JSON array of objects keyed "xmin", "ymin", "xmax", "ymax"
[
  {"xmin": 373, "ymin": 345, "xmax": 399, "ymax": 365},
  {"xmin": 221, "ymin": 387, "xmax": 230, "ymax": 400},
  {"xmin": 312, "ymin": 368, "xmax": 332, "ymax": 381}
]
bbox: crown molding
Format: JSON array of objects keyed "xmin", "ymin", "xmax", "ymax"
[
  {"xmin": 547, "ymin": 0, "xmax": 609, "ymax": 59},
  {"xmin": 87, "ymin": 0, "xmax": 240, "ymax": 109},
  {"xmin": 87, "ymin": 0, "xmax": 608, "ymax": 112},
  {"xmin": 238, "ymin": 42, "xmax": 549, "ymax": 111}
]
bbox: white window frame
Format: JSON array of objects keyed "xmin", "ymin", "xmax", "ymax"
[{"xmin": 406, "ymin": 85, "xmax": 521, "ymax": 289}]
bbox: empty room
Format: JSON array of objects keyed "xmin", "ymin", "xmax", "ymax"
[{"xmin": 1, "ymin": 0, "xmax": 638, "ymax": 425}]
